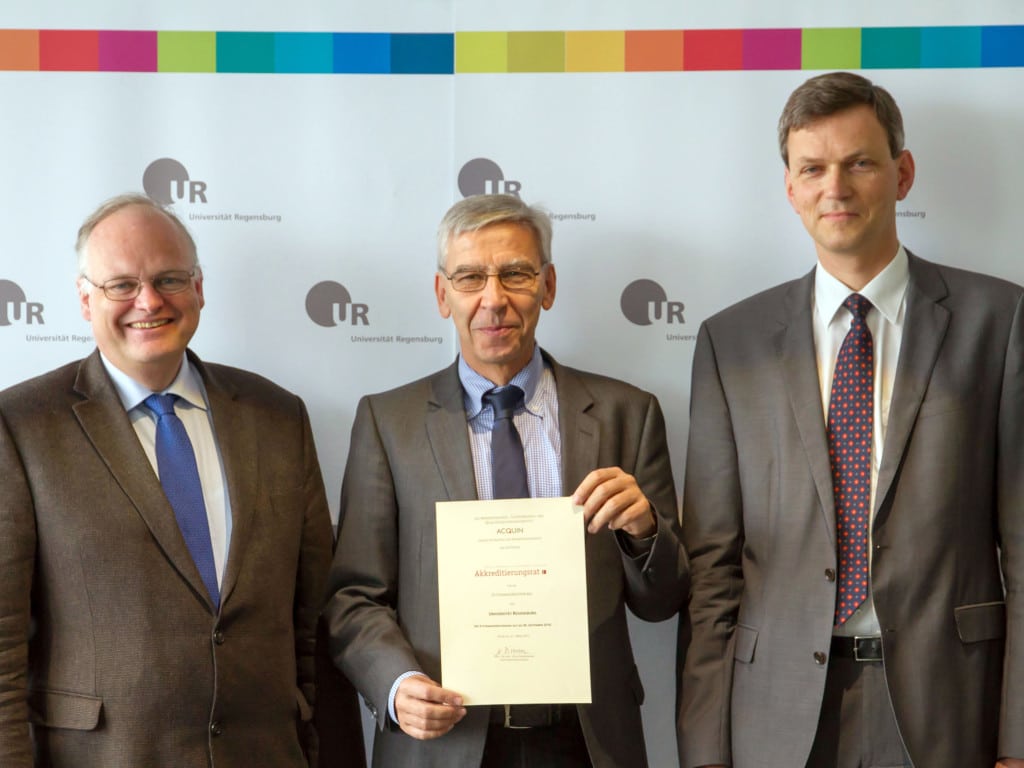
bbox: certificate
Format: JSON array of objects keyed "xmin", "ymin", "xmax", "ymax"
[{"xmin": 435, "ymin": 497, "xmax": 591, "ymax": 706}]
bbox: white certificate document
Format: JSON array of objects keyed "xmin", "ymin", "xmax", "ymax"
[{"xmin": 435, "ymin": 496, "xmax": 591, "ymax": 706}]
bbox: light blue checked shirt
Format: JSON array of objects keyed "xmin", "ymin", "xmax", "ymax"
[{"xmin": 459, "ymin": 346, "xmax": 562, "ymax": 500}]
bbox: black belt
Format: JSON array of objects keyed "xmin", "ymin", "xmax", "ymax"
[
  {"xmin": 830, "ymin": 635, "xmax": 883, "ymax": 662},
  {"xmin": 489, "ymin": 704, "xmax": 576, "ymax": 729}
]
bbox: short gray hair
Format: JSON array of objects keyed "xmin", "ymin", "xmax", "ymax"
[
  {"xmin": 76, "ymin": 193, "xmax": 198, "ymax": 274},
  {"xmin": 436, "ymin": 194, "xmax": 553, "ymax": 269}
]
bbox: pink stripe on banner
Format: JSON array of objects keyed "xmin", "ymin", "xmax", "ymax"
[
  {"xmin": 742, "ymin": 28, "xmax": 801, "ymax": 70},
  {"xmin": 99, "ymin": 30, "xmax": 157, "ymax": 72}
]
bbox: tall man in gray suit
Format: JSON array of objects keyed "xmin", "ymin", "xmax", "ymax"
[
  {"xmin": 0, "ymin": 194, "xmax": 343, "ymax": 766},
  {"xmin": 324, "ymin": 193, "xmax": 688, "ymax": 768},
  {"xmin": 678, "ymin": 72, "xmax": 1023, "ymax": 768}
]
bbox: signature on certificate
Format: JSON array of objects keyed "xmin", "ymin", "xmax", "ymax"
[{"xmin": 494, "ymin": 646, "xmax": 533, "ymax": 660}]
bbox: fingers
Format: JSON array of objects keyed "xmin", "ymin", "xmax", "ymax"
[
  {"xmin": 572, "ymin": 467, "xmax": 656, "ymax": 538},
  {"xmin": 394, "ymin": 675, "xmax": 467, "ymax": 740}
]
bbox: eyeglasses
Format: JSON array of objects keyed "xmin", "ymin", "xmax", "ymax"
[
  {"xmin": 80, "ymin": 269, "xmax": 197, "ymax": 301},
  {"xmin": 440, "ymin": 266, "xmax": 544, "ymax": 293}
]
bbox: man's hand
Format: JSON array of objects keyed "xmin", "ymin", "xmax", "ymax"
[
  {"xmin": 394, "ymin": 674, "xmax": 466, "ymax": 740},
  {"xmin": 572, "ymin": 466, "xmax": 656, "ymax": 538}
]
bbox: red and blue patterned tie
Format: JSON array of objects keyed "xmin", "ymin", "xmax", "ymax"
[{"xmin": 828, "ymin": 294, "xmax": 873, "ymax": 626}]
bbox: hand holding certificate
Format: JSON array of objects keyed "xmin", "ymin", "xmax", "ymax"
[{"xmin": 435, "ymin": 497, "xmax": 591, "ymax": 706}]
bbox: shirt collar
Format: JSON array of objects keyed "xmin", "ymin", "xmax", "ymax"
[
  {"xmin": 459, "ymin": 345, "xmax": 544, "ymax": 419},
  {"xmin": 814, "ymin": 245, "xmax": 909, "ymax": 327},
  {"xmin": 99, "ymin": 352, "xmax": 209, "ymax": 414}
]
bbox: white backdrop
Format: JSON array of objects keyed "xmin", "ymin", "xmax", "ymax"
[{"xmin": 3, "ymin": 2, "xmax": 1023, "ymax": 765}]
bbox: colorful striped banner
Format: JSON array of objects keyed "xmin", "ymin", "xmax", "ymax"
[
  {"xmin": 0, "ymin": 30, "xmax": 454, "ymax": 73},
  {"xmin": 0, "ymin": 26, "xmax": 1021, "ymax": 73}
]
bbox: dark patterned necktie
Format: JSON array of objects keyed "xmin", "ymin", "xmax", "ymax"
[
  {"xmin": 145, "ymin": 394, "xmax": 220, "ymax": 608},
  {"xmin": 482, "ymin": 385, "xmax": 553, "ymax": 727},
  {"xmin": 827, "ymin": 294, "xmax": 873, "ymax": 626},
  {"xmin": 481, "ymin": 386, "xmax": 529, "ymax": 499}
]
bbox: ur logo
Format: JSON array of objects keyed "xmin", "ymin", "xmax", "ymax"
[
  {"xmin": 620, "ymin": 279, "xmax": 684, "ymax": 326},
  {"xmin": 142, "ymin": 158, "xmax": 208, "ymax": 205},
  {"xmin": 0, "ymin": 280, "xmax": 44, "ymax": 326},
  {"xmin": 458, "ymin": 158, "xmax": 522, "ymax": 198},
  {"xmin": 305, "ymin": 281, "xmax": 369, "ymax": 327}
]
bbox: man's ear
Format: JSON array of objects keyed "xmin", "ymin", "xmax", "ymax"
[
  {"xmin": 541, "ymin": 264, "xmax": 556, "ymax": 311},
  {"xmin": 435, "ymin": 272, "xmax": 452, "ymax": 319},
  {"xmin": 78, "ymin": 278, "xmax": 93, "ymax": 321}
]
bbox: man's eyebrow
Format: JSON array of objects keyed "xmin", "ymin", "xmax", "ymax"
[
  {"xmin": 792, "ymin": 148, "xmax": 874, "ymax": 165},
  {"xmin": 450, "ymin": 260, "xmax": 536, "ymax": 272}
]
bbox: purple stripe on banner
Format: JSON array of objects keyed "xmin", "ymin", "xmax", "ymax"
[
  {"xmin": 99, "ymin": 30, "xmax": 157, "ymax": 72},
  {"xmin": 742, "ymin": 28, "xmax": 801, "ymax": 70}
]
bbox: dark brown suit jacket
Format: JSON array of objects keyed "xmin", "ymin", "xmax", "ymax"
[{"xmin": 0, "ymin": 349, "xmax": 336, "ymax": 767}]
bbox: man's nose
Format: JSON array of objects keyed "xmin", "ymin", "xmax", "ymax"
[
  {"xmin": 478, "ymin": 273, "xmax": 510, "ymax": 305},
  {"xmin": 133, "ymin": 280, "xmax": 165, "ymax": 311},
  {"xmin": 822, "ymin": 166, "xmax": 852, "ymax": 198}
]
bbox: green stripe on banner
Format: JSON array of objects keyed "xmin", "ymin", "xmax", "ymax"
[
  {"xmin": 802, "ymin": 28, "xmax": 861, "ymax": 70},
  {"xmin": 158, "ymin": 31, "xmax": 216, "ymax": 72}
]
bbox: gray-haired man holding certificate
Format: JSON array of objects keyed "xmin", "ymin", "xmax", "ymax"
[{"xmin": 323, "ymin": 193, "xmax": 688, "ymax": 768}]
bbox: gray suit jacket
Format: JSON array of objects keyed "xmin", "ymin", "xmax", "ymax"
[
  {"xmin": 0, "ymin": 349, "xmax": 335, "ymax": 768},
  {"xmin": 324, "ymin": 351, "xmax": 688, "ymax": 768},
  {"xmin": 678, "ymin": 253, "xmax": 1024, "ymax": 767}
]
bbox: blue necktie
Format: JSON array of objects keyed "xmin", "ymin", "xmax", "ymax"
[
  {"xmin": 482, "ymin": 386, "xmax": 529, "ymax": 499},
  {"xmin": 145, "ymin": 394, "xmax": 220, "ymax": 608},
  {"xmin": 827, "ymin": 294, "xmax": 874, "ymax": 626}
]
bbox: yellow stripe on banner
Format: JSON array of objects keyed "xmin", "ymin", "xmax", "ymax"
[{"xmin": 566, "ymin": 31, "xmax": 625, "ymax": 72}]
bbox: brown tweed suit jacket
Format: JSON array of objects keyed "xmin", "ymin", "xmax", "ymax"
[{"xmin": 0, "ymin": 349, "xmax": 334, "ymax": 767}]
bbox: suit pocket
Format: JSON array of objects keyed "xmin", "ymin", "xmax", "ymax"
[
  {"xmin": 28, "ymin": 689, "xmax": 102, "ymax": 730},
  {"xmin": 954, "ymin": 601, "xmax": 1006, "ymax": 643},
  {"xmin": 734, "ymin": 623, "xmax": 758, "ymax": 664},
  {"xmin": 916, "ymin": 394, "xmax": 969, "ymax": 419}
]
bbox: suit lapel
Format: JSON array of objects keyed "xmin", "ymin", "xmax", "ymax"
[
  {"xmin": 875, "ymin": 254, "xmax": 950, "ymax": 514},
  {"xmin": 545, "ymin": 353, "xmax": 604, "ymax": 626},
  {"xmin": 547, "ymin": 355, "xmax": 599, "ymax": 495},
  {"xmin": 776, "ymin": 271, "xmax": 838, "ymax": 542},
  {"xmin": 194, "ymin": 355, "xmax": 255, "ymax": 605},
  {"xmin": 72, "ymin": 350, "xmax": 215, "ymax": 610},
  {"xmin": 425, "ymin": 362, "xmax": 478, "ymax": 501}
]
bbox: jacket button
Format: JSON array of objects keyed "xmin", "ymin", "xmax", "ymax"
[
  {"xmin": 813, "ymin": 651, "xmax": 827, "ymax": 665},
  {"xmin": 210, "ymin": 721, "xmax": 223, "ymax": 737},
  {"xmin": 824, "ymin": 568, "xmax": 836, "ymax": 582},
  {"xmin": 214, "ymin": 630, "xmax": 225, "ymax": 645}
]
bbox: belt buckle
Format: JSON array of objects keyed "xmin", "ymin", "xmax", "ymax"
[
  {"xmin": 853, "ymin": 635, "xmax": 879, "ymax": 662},
  {"xmin": 503, "ymin": 704, "xmax": 532, "ymax": 730}
]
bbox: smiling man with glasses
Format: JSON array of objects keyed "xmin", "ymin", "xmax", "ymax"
[
  {"xmin": 324, "ymin": 193, "xmax": 688, "ymax": 768},
  {"xmin": 0, "ymin": 193, "xmax": 361, "ymax": 767},
  {"xmin": 73, "ymin": 201, "xmax": 205, "ymax": 394}
]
